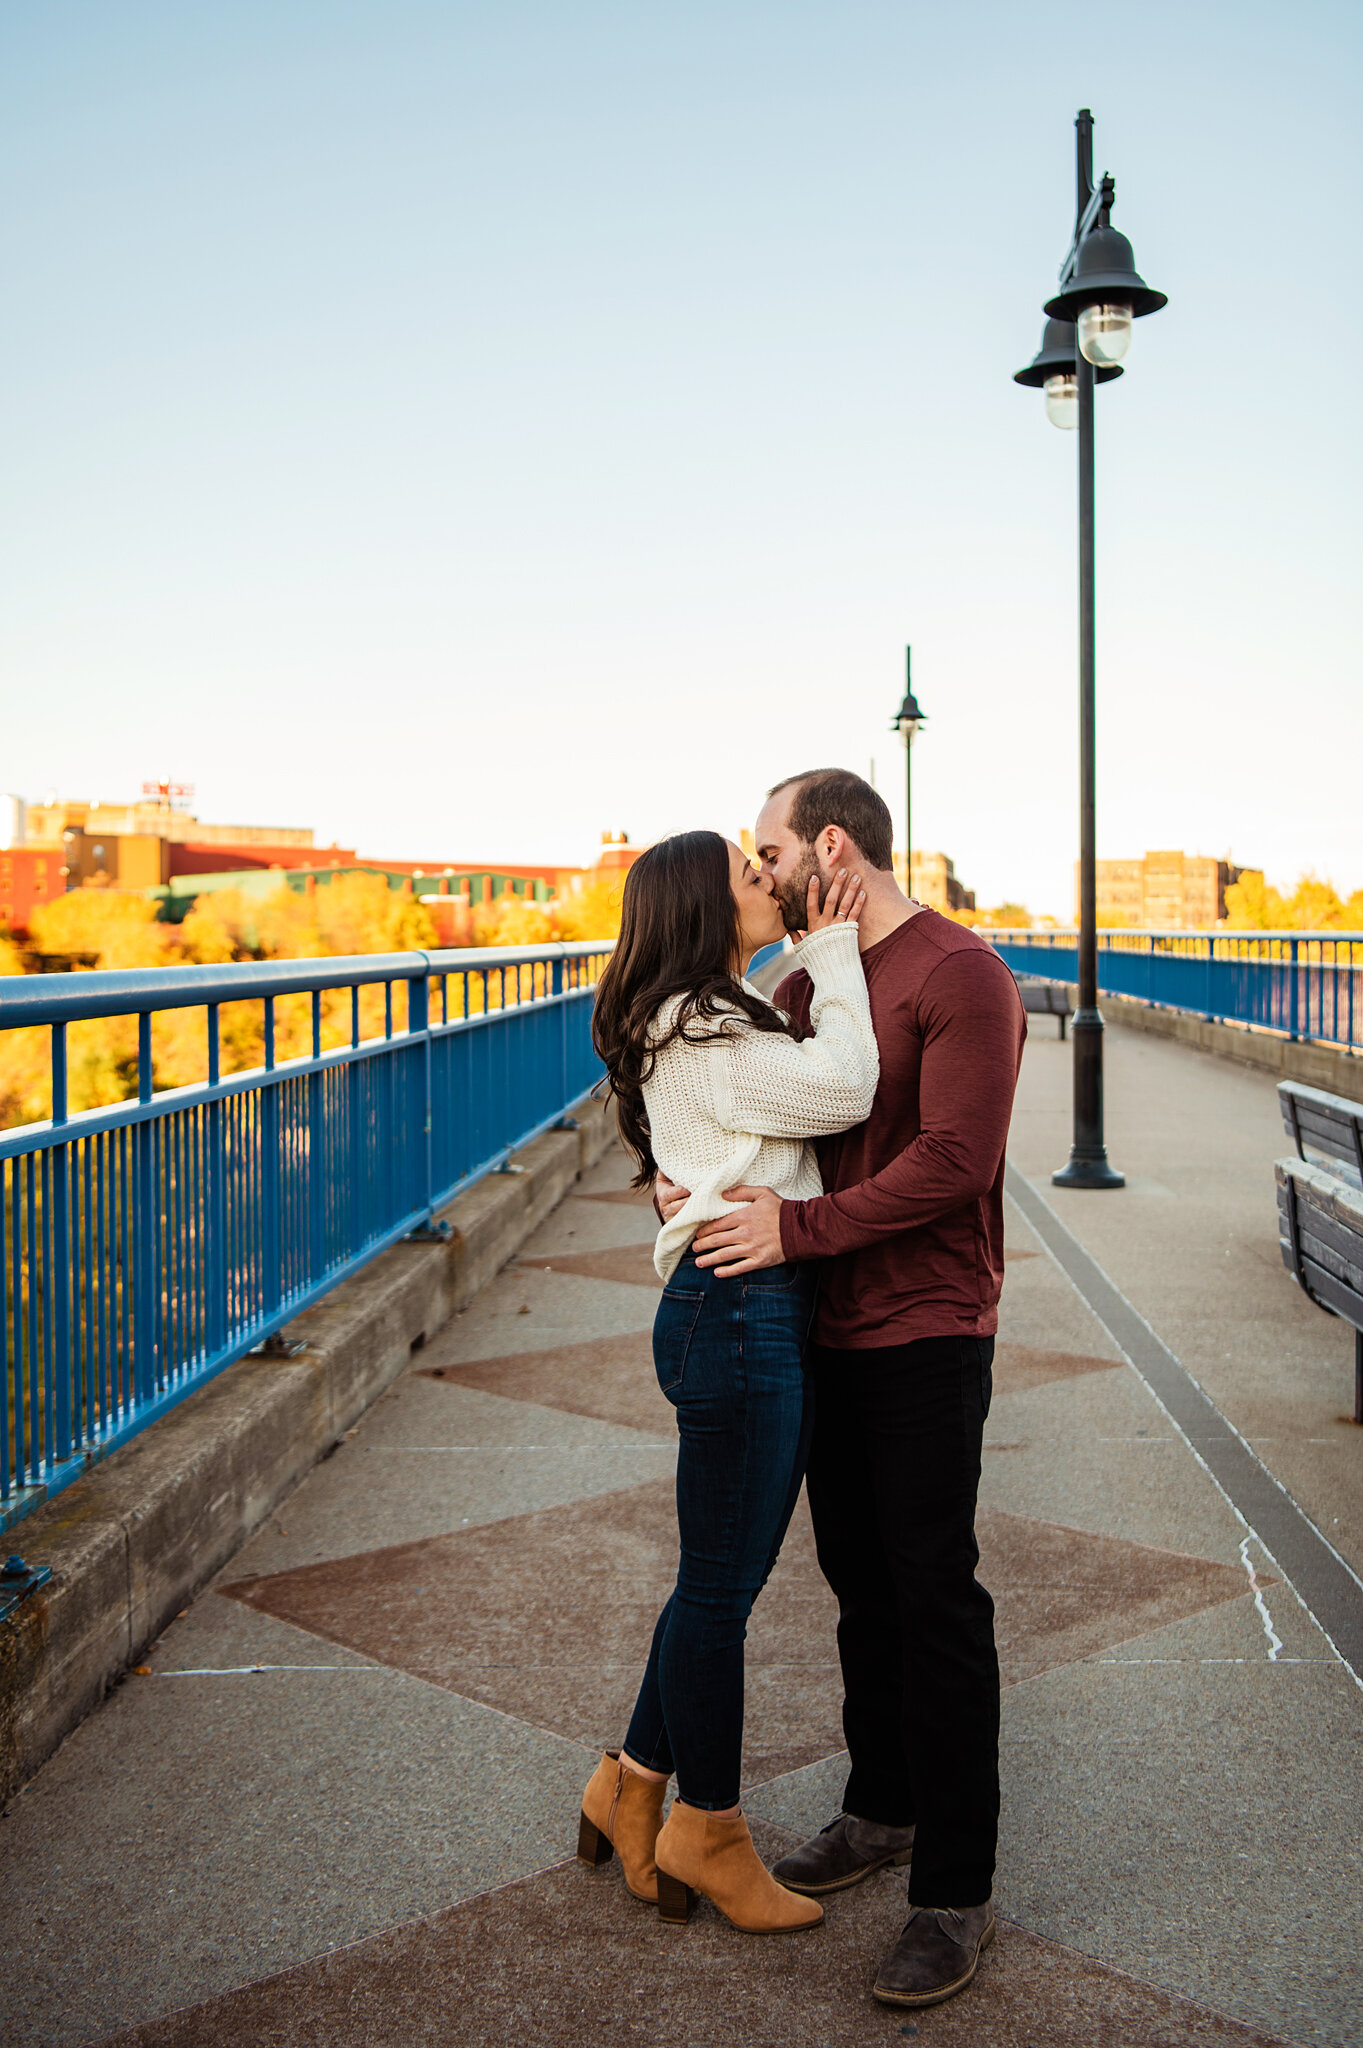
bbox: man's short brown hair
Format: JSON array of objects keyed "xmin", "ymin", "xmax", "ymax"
[{"xmin": 766, "ymin": 768, "xmax": 895, "ymax": 872}]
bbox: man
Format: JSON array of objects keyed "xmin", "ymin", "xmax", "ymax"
[{"xmin": 661, "ymin": 768, "xmax": 1025, "ymax": 2010}]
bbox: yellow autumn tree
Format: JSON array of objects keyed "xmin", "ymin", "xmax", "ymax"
[
  {"xmin": 1225, "ymin": 871, "xmax": 1361, "ymax": 933},
  {"xmin": 472, "ymin": 894, "xmax": 557, "ymax": 949},
  {"xmin": 956, "ymin": 902, "xmax": 1033, "ymax": 929},
  {"xmin": 1, "ymin": 860, "xmax": 628, "ymax": 1133},
  {"xmin": 256, "ymin": 872, "xmax": 437, "ymax": 961},
  {"xmin": 178, "ymin": 889, "xmax": 257, "ymax": 963},
  {"xmin": 251, "ymin": 874, "xmax": 439, "ymax": 1054},
  {"xmin": 554, "ymin": 872, "xmax": 626, "ymax": 942},
  {"xmin": 0, "ymin": 933, "xmax": 47, "ymax": 1127},
  {"xmin": 28, "ymin": 888, "xmax": 177, "ymax": 970},
  {"xmin": 14, "ymin": 892, "xmax": 181, "ymax": 1116}
]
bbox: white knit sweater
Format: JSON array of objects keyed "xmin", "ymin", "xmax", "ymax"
[{"xmin": 644, "ymin": 921, "xmax": 879, "ymax": 1281}]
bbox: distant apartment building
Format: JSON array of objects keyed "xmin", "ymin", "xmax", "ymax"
[
  {"xmin": 24, "ymin": 797, "xmax": 317, "ymax": 851},
  {"xmin": 16, "ymin": 793, "xmax": 354, "ymax": 898},
  {"xmin": 895, "ymin": 851, "xmax": 976, "ymax": 915},
  {"xmin": 1088, "ymin": 851, "xmax": 1256, "ymax": 929},
  {"xmin": 8, "ymin": 789, "xmax": 642, "ymax": 931}
]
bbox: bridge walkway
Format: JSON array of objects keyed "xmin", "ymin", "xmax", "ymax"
[{"xmin": 2, "ymin": 1021, "xmax": 1360, "ymax": 2046}]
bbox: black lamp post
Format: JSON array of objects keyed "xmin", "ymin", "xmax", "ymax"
[
  {"xmin": 891, "ymin": 645, "xmax": 927, "ymax": 899},
  {"xmin": 1014, "ymin": 108, "xmax": 1166, "ymax": 1191}
]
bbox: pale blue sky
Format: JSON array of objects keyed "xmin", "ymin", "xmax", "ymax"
[{"xmin": 2, "ymin": 1, "xmax": 1358, "ymax": 915}]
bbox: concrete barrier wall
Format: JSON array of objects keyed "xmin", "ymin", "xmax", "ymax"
[
  {"xmin": 0, "ymin": 1092, "xmax": 618, "ymax": 1803},
  {"xmin": 1036, "ymin": 982, "xmax": 1363, "ymax": 1103}
]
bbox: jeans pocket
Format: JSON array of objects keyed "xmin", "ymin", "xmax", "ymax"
[
  {"xmin": 654, "ymin": 1288, "xmax": 706, "ymax": 1398},
  {"xmin": 740, "ymin": 1262, "xmax": 804, "ymax": 1294}
]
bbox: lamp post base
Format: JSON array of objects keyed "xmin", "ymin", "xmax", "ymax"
[
  {"xmin": 1052, "ymin": 1007, "xmax": 1125, "ymax": 1189},
  {"xmin": 1051, "ymin": 1153, "xmax": 1126, "ymax": 1190}
]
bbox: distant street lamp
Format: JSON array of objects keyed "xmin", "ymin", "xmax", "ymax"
[
  {"xmin": 891, "ymin": 646, "xmax": 927, "ymax": 900},
  {"xmin": 1014, "ymin": 108, "xmax": 1166, "ymax": 1191}
]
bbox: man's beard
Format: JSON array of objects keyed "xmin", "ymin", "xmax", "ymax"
[{"xmin": 775, "ymin": 846, "xmax": 830, "ymax": 934}]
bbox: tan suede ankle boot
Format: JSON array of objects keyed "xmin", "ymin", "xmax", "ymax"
[
  {"xmin": 577, "ymin": 1751, "xmax": 668, "ymax": 1903},
  {"xmin": 653, "ymin": 1801, "xmax": 824, "ymax": 1933}
]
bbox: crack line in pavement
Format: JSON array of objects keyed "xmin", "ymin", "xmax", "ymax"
[
  {"xmin": 1095, "ymin": 1657, "xmax": 1342, "ymax": 1667},
  {"xmin": 1005, "ymin": 1161, "xmax": 1363, "ymax": 1688},
  {"xmin": 152, "ymin": 1665, "xmax": 393, "ymax": 1677},
  {"xmin": 1239, "ymin": 1536, "xmax": 1284, "ymax": 1661}
]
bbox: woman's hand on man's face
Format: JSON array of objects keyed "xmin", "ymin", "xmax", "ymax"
[{"xmin": 793, "ymin": 867, "xmax": 865, "ymax": 942}]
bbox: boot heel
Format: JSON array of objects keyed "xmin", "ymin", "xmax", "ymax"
[
  {"xmin": 577, "ymin": 1814, "xmax": 614, "ymax": 1867},
  {"xmin": 656, "ymin": 1868, "xmax": 696, "ymax": 1924}
]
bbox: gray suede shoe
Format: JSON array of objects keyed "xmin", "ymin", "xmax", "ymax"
[
  {"xmin": 872, "ymin": 1901, "xmax": 996, "ymax": 2008},
  {"xmin": 770, "ymin": 1813, "xmax": 916, "ymax": 1896}
]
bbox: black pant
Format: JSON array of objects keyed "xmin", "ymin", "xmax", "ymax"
[{"xmin": 805, "ymin": 1333, "xmax": 999, "ymax": 1907}]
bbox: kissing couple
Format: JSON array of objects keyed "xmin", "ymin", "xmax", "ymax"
[{"xmin": 576, "ymin": 766, "xmax": 1026, "ymax": 2013}]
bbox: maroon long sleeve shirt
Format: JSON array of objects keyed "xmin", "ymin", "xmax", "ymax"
[{"xmin": 776, "ymin": 908, "xmax": 1026, "ymax": 1349}]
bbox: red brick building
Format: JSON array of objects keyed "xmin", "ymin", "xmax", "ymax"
[{"xmin": 0, "ymin": 848, "xmax": 63, "ymax": 935}]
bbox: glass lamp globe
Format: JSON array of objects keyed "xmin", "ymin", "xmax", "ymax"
[
  {"xmin": 1044, "ymin": 373, "xmax": 1078, "ymax": 430},
  {"xmin": 1077, "ymin": 302, "xmax": 1133, "ymax": 366},
  {"xmin": 898, "ymin": 716, "xmax": 920, "ymax": 748}
]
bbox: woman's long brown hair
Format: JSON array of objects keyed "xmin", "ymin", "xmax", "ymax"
[{"xmin": 592, "ymin": 830, "xmax": 798, "ymax": 1186}]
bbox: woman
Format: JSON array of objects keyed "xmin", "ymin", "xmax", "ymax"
[{"xmin": 577, "ymin": 829, "xmax": 878, "ymax": 1934}]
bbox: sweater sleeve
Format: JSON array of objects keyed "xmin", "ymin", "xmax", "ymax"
[
  {"xmin": 779, "ymin": 947, "xmax": 1023, "ymax": 1257},
  {"xmin": 716, "ymin": 924, "xmax": 879, "ymax": 1140}
]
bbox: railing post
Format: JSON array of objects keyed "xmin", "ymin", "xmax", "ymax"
[
  {"xmin": 553, "ymin": 952, "xmax": 567, "ymax": 1113},
  {"xmin": 134, "ymin": 1013, "xmax": 156, "ymax": 1404},
  {"xmin": 206, "ymin": 1005, "xmax": 227, "ymax": 1356},
  {"xmin": 408, "ymin": 967, "xmax": 433, "ymax": 1221},
  {"xmin": 50, "ymin": 1024, "xmax": 72, "ymax": 1463},
  {"xmin": 261, "ymin": 999, "xmax": 280, "ymax": 1322},
  {"xmin": 308, "ymin": 991, "xmax": 325, "ymax": 1284},
  {"xmin": 349, "ymin": 984, "xmax": 364, "ymax": 1255},
  {"xmin": 1289, "ymin": 939, "xmax": 1300, "ymax": 1042}
]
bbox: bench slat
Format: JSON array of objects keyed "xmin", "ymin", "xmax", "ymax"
[
  {"xmin": 1295, "ymin": 1253, "xmax": 1363, "ymax": 1334},
  {"xmin": 1278, "ymin": 1169, "xmax": 1363, "ymax": 1234},
  {"xmin": 1291, "ymin": 1102, "xmax": 1359, "ymax": 1133},
  {"xmin": 1288, "ymin": 1132, "xmax": 1363, "ymax": 1188},
  {"xmin": 1278, "ymin": 1083, "xmax": 1363, "ymax": 1156},
  {"xmin": 1291, "ymin": 1109, "xmax": 1363, "ymax": 1152},
  {"xmin": 1295, "ymin": 1154, "xmax": 1363, "ymax": 1192},
  {"xmin": 1277, "ymin": 1216, "xmax": 1363, "ymax": 1295},
  {"xmin": 1295, "ymin": 1221, "xmax": 1363, "ymax": 1293},
  {"xmin": 1278, "ymin": 1184, "xmax": 1363, "ymax": 1263}
]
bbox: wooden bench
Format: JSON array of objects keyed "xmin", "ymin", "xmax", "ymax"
[
  {"xmin": 1276, "ymin": 1080, "xmax": 1363, "ymax": 1422},
  {"xmin": 1012, "ymin": 975, "xmax": 1074, "ymax": 1040}
]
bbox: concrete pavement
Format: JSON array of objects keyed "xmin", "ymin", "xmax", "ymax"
[{"xmin": 1, "ymin": 1020, "xmax": 1359, "ymax": 2046}]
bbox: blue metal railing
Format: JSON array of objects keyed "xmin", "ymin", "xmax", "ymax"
[
  {"xmin": 0, "ymin": 941, "xmax": 610, "ymax": 1528},
  {"xmin": 986, "ymin": 930, "xmax": 1363, "ymax": 1055}
]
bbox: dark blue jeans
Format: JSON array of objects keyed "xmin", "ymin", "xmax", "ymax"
[{"xmin": 622, "ymin": 1248, "xmax": 817, "ymax": 1810}]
